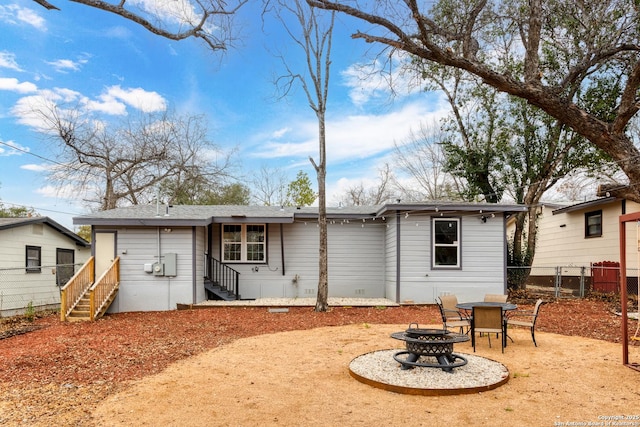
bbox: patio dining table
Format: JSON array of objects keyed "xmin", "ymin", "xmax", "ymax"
[
  {"xmin": 456, "ymin": 301, "xmax": 518, "ymax": 348},
  {"xmin": 456, "ymin": 301, "xmax": 518, "ymax": 312}
]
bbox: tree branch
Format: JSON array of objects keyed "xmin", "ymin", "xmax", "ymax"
[
  {"xmin": 35, "ymin": 0, "xmax": 247, "ymax": 51},
  {"xmin": 613, "ymin": 59, "xmax": 640, "ymax": 134}
]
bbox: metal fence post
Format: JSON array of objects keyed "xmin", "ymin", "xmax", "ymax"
[
  {"xmin": 580, "ymin": 266, "xmax": 586, "ymax": 297},
  {"xmin": 555, "ymin": 266, "xmax": 561, "ymax": 298}
]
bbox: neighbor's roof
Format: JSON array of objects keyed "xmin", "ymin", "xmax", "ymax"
[
  {"xmin": 552, "ymin": 196, "xmax": 620, "ymax": 215},
  {"xmin": 73, "ymin": 202, "xmax": 528, "ymax": 227},
  {"xmin": 0, "ymin": 216, "xmax": 90, "ymax": 247}
]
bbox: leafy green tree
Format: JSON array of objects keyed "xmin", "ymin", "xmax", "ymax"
[
  {"xmin": 200, "ymin": 183, "xmax": 251, "ymax": 205},
  {"xmin": 311, "ymin": 0, "xmax": 640, "ymax": 204},
  {"xmin": 163, "ymin": 173, "xmax": 250, "ymax": 205},
  {"xmin": 421, "ymin": 64, "xmax": 608, "ymax": 281},
  {"xmin": 285, "ymin": 171, "xmax": 317, "ymax": 207},
  {"xmin": 0, "ymin": 201, "xmax": 37, "ymax": 218},
  {"xmin": 76, "ymin": 225, "xmax": 92, "ymax": 243}
]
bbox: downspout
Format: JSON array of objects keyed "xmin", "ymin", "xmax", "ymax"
[
  {"xmin": 502, "ymin": 214, "xmax": 508, "ymax": 294},
  {"xmin": 280, "ymin": 223, "xmax": 285, "ymax": 275},
  {"xmin": 192, "ymin": 226, "xmax": 197, "ymax": 304},
  {"xmin": 396, "ymin": 210, "xmax": 401, "ymax": 303},
  {"xmin": 157, "ymin": 226, "xmax": 161, "ymax": 266}
]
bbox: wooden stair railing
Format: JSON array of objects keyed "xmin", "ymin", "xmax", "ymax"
[
  {"xmin": 88, "ymin": 257, "xmax": 120, "ymax": 321},
  {"xmin": 60, "ymin": 257, "xmax": 94, "ymax": 321},
  {"xmin": 60, "ymin": 257, "xmax": 120, "ymax": 321}
]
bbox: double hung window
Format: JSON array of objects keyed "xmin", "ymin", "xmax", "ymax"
[
  {"xmin": 223, "ymin": 224, "xmax": 266, "ymax": 262},
  {"xmin": 432, "ymin": 218, "xmax": 460, "ymax": 268},
  {"xmin": 585, "ymin": 210, "xmax": 602, "ymax": 238},
  {"xmin": 26, "ymin": 245, "xmax": 42, "ymax": 273}
]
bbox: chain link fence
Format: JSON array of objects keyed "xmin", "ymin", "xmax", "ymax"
[
  {"xmin": 0, "ymin": 263, "xmax": 83, "ymax": 316},
  {"xmin": 508, "ymin": 265, "xmax": 639, "ymax": 299}
]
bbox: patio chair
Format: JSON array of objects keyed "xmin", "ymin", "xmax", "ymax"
[
  {"xmin": 471, "ymin": 305, "xmax": 506, "ymax": 353},
  {"xmin": 484, "ymin": 294, "xmax": 508, "ymax": 303},
  {"xmin": 507, "ymin": 299, "xmax": 544, "ymax": 347},
  {"xmin": 482, "ymin": 294, "xmax": 508, "ymax": 338},
  {"xmin": 437, "ymin": 295, "xmax": 470, "ymax": 334}
]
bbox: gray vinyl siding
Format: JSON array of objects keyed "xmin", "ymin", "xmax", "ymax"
[
  {"xmin": 194, "ymin": 226, "xmax": 206, "ymax": 304},
  {"xmin": 384, "ymin": 214, "xmax": 398, "ymax": 302},
  {"xmin": 386, "ymin": 214, "xmax": 507, "ymax": 304},
  {"xmin": 84, "ymin": 205, "xmax": 514, "ymax": 311},
  {"xmin": 105, "ymin": 226, "xmax": 196, "ymax": 312},
  {"xmin": 212, "ymin": 222, "xmax": 385, "ymax": 299}
]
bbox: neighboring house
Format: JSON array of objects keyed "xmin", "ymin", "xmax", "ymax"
[
  {"xmin": 0, "ymin": 217, "xmax": 91, "ymax": 315},
  {"xmin": 533, "ymin": 197, "xmax": 640, "ymax": 268},
  {"xmin": 72, "ymin": 202, "xmax": 527, "ymax": 313},
  {"xmin": 521, "ymin": 196, "xmax": 640, "ymax": 292}
]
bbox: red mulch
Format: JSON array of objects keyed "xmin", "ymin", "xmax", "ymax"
[
  {"xmin": 1, "ymin": 297, "xmax": 637, "ymax": 426},
  {"xmin": 0, "ymin": 298, "xmax": 631, "ymax": 388}
]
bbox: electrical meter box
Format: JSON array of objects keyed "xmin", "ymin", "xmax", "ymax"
[
  {"xmin": 164, "ymin": 253, "xmax": 177, "ymax": 276},
  {"xmin": 152, "ymin": 262, "xmax": 164, "ymax": 276}
]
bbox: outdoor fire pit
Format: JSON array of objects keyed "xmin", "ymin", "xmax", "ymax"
[{"xmin": 391, "ymin": 323, "xmax": 470, "ymax": 372}]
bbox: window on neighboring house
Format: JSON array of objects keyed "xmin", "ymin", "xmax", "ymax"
[
  {"xmin": 432, "ymin": 218, "xmax": 460, "ymax": 268},
  {"xmin": 26, "ymin": 245, "xmax": 41, "ymax": 273},
  {"xmin": 585, "ymin": 210, "xmax": 602, "ymax": 238},
  {"xmin": 222, "ymin": 224, "xmax": 266, "ymax": 262}
]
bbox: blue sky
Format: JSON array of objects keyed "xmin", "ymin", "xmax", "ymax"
[{"xmin": 0, "ymin": 0, "xmax": 447, "ymax": 229}]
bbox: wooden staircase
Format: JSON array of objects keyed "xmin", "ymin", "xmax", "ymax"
[
  {"xmin": 60, "ymin": 256, "xmax": 120, "ymax": 322},
  {"xmin": 66, "ymin": 287, "xmax": 119, "ymax": 321},
  {"xmin": 66, "ymin": 294, "xmax": 92, "ymax": 321}
]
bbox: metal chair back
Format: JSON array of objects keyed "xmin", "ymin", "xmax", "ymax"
[
  {"xmin": 472, "ymin": 305, "xmax": 505, "ymax": 352},
  {"xmin": 484, "ymin": 294, "xmax": 508, "ymax": 303}
]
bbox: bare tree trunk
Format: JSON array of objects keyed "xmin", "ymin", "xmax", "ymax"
[
  {"xmin": 271, "ymin": 1, "xmax": 334, "ymax": 311},
  {"xmin": 315, "ymin": 114, "xmax": 328, "ymax": 312}
]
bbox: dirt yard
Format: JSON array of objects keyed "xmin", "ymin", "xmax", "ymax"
[{"xmin": 1, "ymin": 299, "xmax": 640, "ymax": 426}]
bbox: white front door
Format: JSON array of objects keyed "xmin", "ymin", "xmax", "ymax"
[{"xmin": 94, "ymin": 231, "xmax": 116, "ymax": 279}]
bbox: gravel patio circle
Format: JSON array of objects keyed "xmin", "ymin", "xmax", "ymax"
[{"xmin": 349, "ymin": 349, "xmax": 509, "ymax": 395}]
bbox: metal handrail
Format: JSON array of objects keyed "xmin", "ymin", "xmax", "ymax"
[{"xmin": 209, "ymin": 257, "xmax": 240, "ymax": 299}]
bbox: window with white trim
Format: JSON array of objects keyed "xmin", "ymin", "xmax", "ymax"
[
  {"xmin": 222, "ymin": 224, "xmax": 266, "ymax": 262},
  {"xmin": 432, "ymin": 218, "xmax": 460, "ymax": 268}
]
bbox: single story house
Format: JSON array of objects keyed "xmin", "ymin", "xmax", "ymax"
[
  {"xmin": 0, "ymin": 216, "xmax": 91, "ymax": 315},
  {"xmin": 72, "ymin": 202, "xmax": 528, "ymax": 313}
]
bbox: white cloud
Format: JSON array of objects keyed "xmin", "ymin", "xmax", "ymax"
[
  {"xmin": 104, "ymin": 25, "xmax": 133, "ymax": 39},
  {"xmin": 0, "ymin": 51, "xmax": 22, "ymax": 71},
  {"xmin": 271, "ymin": 127, "xmax": 290, "ymax": 139},
  {"xmin": 96, "ymin": 85, "xmax": 167, "ymax": 113},
  {"xmin": 0, "ymin": 5, "xmax": 46, "ymax": 31},
  {"xmin": 11, "ymin": 85, "xmax": 168, "ymax": 130},
  {"xmin": 46, "ymin": 58, "xmax": 89, "ymax": 73},
  {"xmin": 0, "ymin": 139, "xmax": 29, "ymax": 156},
  {"xmin": 130, "ymin": 0, "xmax": 207, "ymax": 28},
  {"xmin": 21, "ymin": 163, "xmax": 49, "ymax": 172},
  {"xmin": 0, "ymin": 77, "xmax": 37, "ymax": 93},
  {"xmin": 34, "ymin": 184, "xmax": 62, "ymax": 198},
  {"xmin": 84, "ymin": 97, "xmax": 128, "ymax": 115},
  {"xmin": 341, "ymin": 54, "xmax": 424, "ymax": 107},
  {"xmin": 252, "ymin": 98, "xmax": 449, "ymax": 166}
]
